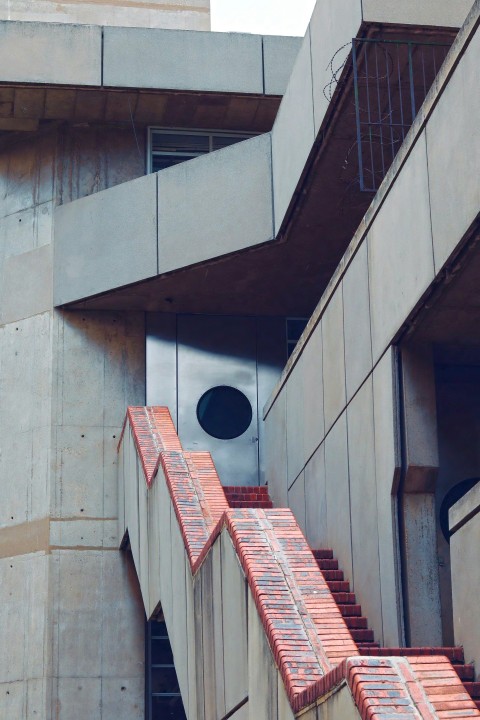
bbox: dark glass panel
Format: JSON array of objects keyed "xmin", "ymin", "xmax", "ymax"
[
  {"xmin": 151, "ymin": 638, "xmax": 174, "ymax": 665},
  {"xmin": 151, "ymin": 695, "xmax": 187, "ymax": 720},
  {"xmin": 197, "ymin": 386, "xmax": 252, "ymax": 440}
]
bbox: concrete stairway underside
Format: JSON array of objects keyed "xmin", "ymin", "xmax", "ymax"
[{"xmin": 117, "ymin": 405, "xmax": 480, "ymax": 720}]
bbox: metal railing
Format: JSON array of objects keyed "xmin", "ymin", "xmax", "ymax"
[{"xmin": 352, "ymin": 38, "xmax": 450, "ymax": 192}]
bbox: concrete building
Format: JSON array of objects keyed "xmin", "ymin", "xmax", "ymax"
[{"xmin": 1, "ymin": 0, "xmax": 480, "ymax": 718}]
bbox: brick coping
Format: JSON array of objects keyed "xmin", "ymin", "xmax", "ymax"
[{"xmin": 120, "ymin": 407, "xmax": 480, "ymax": 719}]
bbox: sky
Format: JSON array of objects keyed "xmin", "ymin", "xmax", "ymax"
[{"xmin": 210, "ymin": 0, "xmax": 316, "ymax": 37}]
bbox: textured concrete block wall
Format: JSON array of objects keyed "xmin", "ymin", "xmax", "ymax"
[{"xmin": 0, "ymin": 126, "xmax": 146, "ymax": 718}]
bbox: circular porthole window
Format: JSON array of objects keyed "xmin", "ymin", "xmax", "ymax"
[{"xmin": 196, "ymin": 386, "xmax": 253, "ymax": 440}]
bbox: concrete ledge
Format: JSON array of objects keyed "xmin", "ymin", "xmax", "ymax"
[
  {"xmin": 362, "ymin": 0, "xmax": 472, "ymax": 27},
  {"xmin": 262, "ymin": 35, "xmax": 302, "ymax": 96},
  {"xmin": 0, "ymin": 21, "xmax": 101, "ymax": 86},
  {"xmin": 0, "ymin": 245, "xmax": 52, "ymax": 325},
  {"xmin": 449, "ymin": 481, "xmax": 480, "ymax": 534}
]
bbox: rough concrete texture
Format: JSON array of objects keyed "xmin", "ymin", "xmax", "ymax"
[
  {"xmin": 262, "ymin": 35, "xmax": 302, "ymax": 96},
  {"xmin": 104, "ymin": 27, "xmax": 263, "ymax": 93},
  {"xmin": 310, "ymin": 0, "xmax": 362, "ymax": 134},
  {"xmin": 0, "ymin": 21, "xmax": 101, "ymax": 86},
  {"xmin": 286, "ymin": 354, "xmax": 306, "ymax": 486},
  {"xmin": 0, "ymin": 0, "xmax": 210, "ymax": 30},
  {"xmin": 265, "ymin": 387, "xmax": 288, "ymax": 507},
  {"xmin": 54, "ymin": 173, "xmax": 158, "ymax": 305},
  {"xmin": 450, "ymin": 491, "xmax": 480, "ymax": 679},
  {"xmin": 271, "ymin": 28, "xmax": 315, "ymax": 233},
  {"xmin": 158, "ymin": 134, "xmax": 274, "ymax": 273},
  {"xmin": 362, "ymin": 0, "xmax": 471, "ymax": 27},
  {"xmin": 427, "ymin": 26, "xmax": 480, "ymax": 273}
]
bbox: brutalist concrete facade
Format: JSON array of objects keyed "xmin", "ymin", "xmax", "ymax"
[{"xmin": 1, "ymin": 0, "xmax": 480, "ymax": 718}]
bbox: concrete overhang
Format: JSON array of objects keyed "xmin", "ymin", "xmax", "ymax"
[{"xmin": 52, "ymin": 0, "xmax": 470, "ymax": 315}]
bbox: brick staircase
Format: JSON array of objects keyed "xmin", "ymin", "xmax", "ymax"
[{"xmin": 221, "ymin": 485, "xmax": 480, "ymax": 711}]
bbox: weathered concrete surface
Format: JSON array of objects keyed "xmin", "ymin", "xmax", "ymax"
[
  {"xmin": 262, "ymin": 35, "xmax": 302, "ymax": 96},
  {"xmin": 0, "ymin": 21, "xmax": 101, "ymax": 85},
  {"xmin": 54, "ymin": 173, "xmax": 157, "ymax": 305},
  {"xmin": 362, "ymin": 0, "xmax": 471, "ymax": 27},
  {"xmin": 450, "ymin": 484, "xmax": 480, "ymax": 679},
  {"xmin": 104, "ymin": 27, "xmax": 263, "ymax": 93},
  {"xmin": 0, "ymin": 0, "xmax": 211, "ymax": 30},
  {"xmin": 158, "ymin": 134, "xmax": 274, "ymax": 273}
]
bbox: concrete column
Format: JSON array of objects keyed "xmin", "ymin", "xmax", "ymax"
[{"xmin": 400, "ymin": 343, "xmax": 442, "ymax": 646}]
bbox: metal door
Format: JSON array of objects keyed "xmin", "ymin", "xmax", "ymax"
[{"xmin": 177, "ymin": 315, "xmax": 259, "ymax": 486}]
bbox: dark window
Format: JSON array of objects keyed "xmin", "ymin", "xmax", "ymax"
[
  {"xmin": 146, "ymin": 619, "xmax": 186, "ymax": 720},
  {"xmin": 197, "ymin": 386, "xmax": 253, "ymax": 440},
  {"xmin": 286, "ymin": 317, "xmax": 309, "ymax": 358},
  {"xmin": 148, "ymin": 128, "xmax": 255, "ymax": 173}
]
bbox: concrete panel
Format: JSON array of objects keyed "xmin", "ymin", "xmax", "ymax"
[
  {"xmin": 138, "ymin": 479, "xmax": 150, "ymax": 609},
  {"xmin": 56, "ymin": 678, "xmax": 102, "ymax": 718},
  {"xmin": 0, "ymin": 0, "xmax": 210, "ymax": 31},
  {"xmin": 343, "ymin": 242, "xmax": 372, "ymax": 403},
  {"xmin": 222, "ymin": 531, "xmax": 248, "ymax": 714},
  {"xmin": 50, "ymin": 518, "xmax": 117, "ymax": 549},
  {"xmin": 170, "ymin": 516, "xmax": 189, "ymax": 707},
  {"xmin": 146, "ymin": 313, "xmax": 177, "ymax": 421},
  {"xmin": 101, "ymin": 551, "xmax": 145, "ymax": 679},
  {"xmin": 305, "ymin": 443, "xmax": 327, "ymax": 550},
  {"xmin": 54, "ymin": 550, "xmax": 103, "ymax": 677},
  {"xmin": 427, "ymin": 28, "xmax": 480, "ymax": 273},
  {"xmin": 147, "ymin": 478, "xmax": 162, "ymax": 618},
  {"xmin": 262, "ymin": 35, "xmax": 302, "ymax": 96},
  {"xmin": 54, "ymin": 173, "xmax": 157, "ymax": 306},
  {"xmin": 212, "ymin": 540, "xmax": 226, "ymax": 719},
  {"xmin": 0, "ymin": 21, "xmax": 101, "ymax": 86},
  {"xmin": 200, "ymin": 551, "xmax": 217, "ymax": 720},
  {"xmin": 272, "ymin": 29, "xmax": 315, "ymax": 232},
  {"xmin": 368, "ymin": 134, "xmax": 435, "ymax": 362},
  {"xmin": 362, "ymin": 0, "xmax": 470, "ymax": 27},
  {"xmin": 288, "ymin": 471, "xmax": 306, "ymax": 536},
  {"xmin": 277, "ymin": 677, "xmax": 295, "ymax": 720},
  {"xmin": 322, "ymin": 288, "xmax": 346, "ymax": 434},
  {"xmin": 158, "ymin": 134, "xmax": 273, "ymax": 273},
  {"xmin": 372, "ymin": 349, "xmax": 403, "ymax": 646},
  {"xmin": 100, "ymin": 677, "xmax": 144, "ymax": 720},
  {"xmin": 158, "ymin": 476, "xmax": 173, "ymax": 630},
  {"xmin": 403, "ymin": 493, "xmax": 443, "ymax": 646},
  {"xmin": 193, "ymin": 572, "xmax": 205, "ymax": 720},
  {"xmin": 451, "ymin": 507, "xmax": 480, "ymax": 680},
  {"xmin": 317, "ymin": 684, "xmax": 358, "ymax": 720},
  {"xmin": 265, "ymin": 388, "xmax": 288, "ymax": 507},
  {"xmin": 54, "ymin": 425, "xmax": 106, "ymax": 519},
  {"xmin": 104, "ymin": 27, "xmax": 263, "ymax": 93},
  {"xmin": 347, "ymin": 376, "xmax": 383, "ymax": 644},
  {"xmin": 286, "ymin": 354, "xmax": 305, "ymax": 486},
  {"xmin": 325, "ymin": 413, "xmax": 353, "ymax": 582},
  {"xmin": 302, "ymin": 320, "xmax": 324, "ymax": 462},
  {"xmin": 247, "ymin": 593, "xmax": 278, "ymax": 719},
  {"xmin": 310, "ymin": 0, "xmax": 362, "ymax": 134},
  {"xmin": 185, "ymin": 560, "xmax": 197, "ymax": 720}
]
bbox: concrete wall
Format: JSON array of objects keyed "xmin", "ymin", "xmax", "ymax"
[
  {"xmin": 450, "ymin": 483, "xmax": 480, "ymax": 680},
  {"xmin": 265, "ymin": 4, "xmax": 480, "ymax": 648},
  {"xmin": 0, "ymin": 20, "xmax": 300, "ymax": 95},
  {"xmin": 0, "ymin": 0, "xmax": 211, "ymax": 31},
  {"xmin": 0, "ymin": 124, "xmax": 146, "ymax": 718}
]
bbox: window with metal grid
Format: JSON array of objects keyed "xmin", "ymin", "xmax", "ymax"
[
  {"xmin": 148, "ymin": 128, "xmax": 254, "ymax": 173},
  {"xmin": 146, "ymin": 618, "xmax": 186, "ymax": 720}
]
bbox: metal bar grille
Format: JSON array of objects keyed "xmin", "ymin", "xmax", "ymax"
[{"xmin": 352, "ymin": 38, "xmax": 450, "ymax": 192}]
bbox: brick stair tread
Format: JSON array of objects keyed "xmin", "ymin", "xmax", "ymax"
[
  {"xmin": 350, "ymin": 629, "xmax": 375, "ymax": 642},
  {"xmin": 321, "ymin": 569, "xmax": 344, "ymax": 581},
  {"xmin": 316, "ymin": 559, "xmax": 339, "ymax": 570},
  {"xmin": 344, "ymin": 617, "xmax": 368, "ymax": 630},
  {"xmin": 463, "ymin": 683, "xmax": 480, "ymax": 698},
  {"xmin": 358, "ymin": 642, "xmax": 381, "ymax": 650},
  {"xmin": 331, "ymin": 592, "xmax": 356, "ymax": 604},
  {"xmin": 312, "ymin": 549, "xmax": 334, "ymax": 559},
  {"xmin": 228, "ymin": 501, "xmax": 273, "ymax": 508},
  {"xmin": 337, "ymin": 604, "xmax": 362, "ymax": 616},
  {"xmin": 326, "ymin": 580, "xmax": 350, "ymax": 592},
  {"xmin": 456, "ymin": 665, "xmax": 476, "ymax": 681},
  {"xmin": 223, "ymin": 486, "xmax": 270, "ymax": 494}
]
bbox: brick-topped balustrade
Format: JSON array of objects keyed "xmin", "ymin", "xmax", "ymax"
[{"xmin": 120, "ymin": 406, "xmax": 480, "ymax": 719}]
